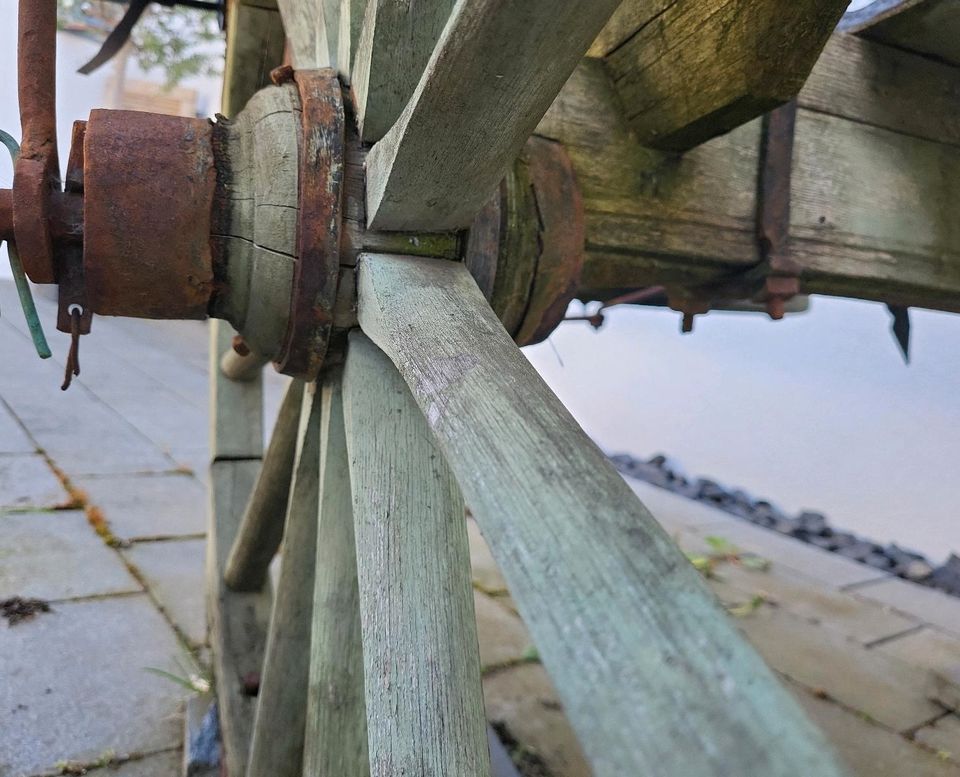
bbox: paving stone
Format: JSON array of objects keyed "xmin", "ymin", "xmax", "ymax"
[
  {"xmin": 0, "ymin": 454, "xmax": 69, "ymax": 511},
  {"xmin": 704, "ymin": 558, "xmax": 918, "ymax": 645},
  {"xmin": 121, "ymin": 539, "xmax": 207, "ymax": 648},
  {"xmin": 0, "ymin": 511, "xmax": 141, "ymax": 602},
  {"xmin": 75, "ymin": 474, "xmax": 207, "ymax": 541},
  {"xmin": 0, "ymin": 404, "xmax": 34, "ymax": 454},
  {"xmin": 737, "ymin": 604, "xmax": 942, "ymax": 732},
  {"xmin": 916, "ymin": 715, "xmax": 960, "ymax": 759},
  {"xmin": 483, "ymin": 664, "xmax": 591, "ymax": 777},
  {"xmin": 792, "ymin": 686, "xmax": 960, "ymax": 777},
  {"xmin": 468, "ymin": 517, "xmax": 508, "ymax": 594},
  {"xmin": 474, "ymin": 591, "xmax": 533, "ymax": 672},
  {"xmin": 854, "ymin": 577, "xmax": 960, "ymax": 639},
  {"xmin": 0, "ymin": 595, "xmax": 193, "ymax": 777},
  {"xmin": 876, "ymin": 627, "xmax": 960, "ymax": 710},
  {"xmin": 627, "ymin": 478, "xmax": 741, "ymax": 533},
  {"xmin": 712, "ymin": 521, "xmax": 886, "ymax": 589}
]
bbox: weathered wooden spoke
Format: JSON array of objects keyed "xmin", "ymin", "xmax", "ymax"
[
  {"xmin": 207, "ymin": 323, "xmax": 271, "ymax": 777},
  {"xmin": 303, "ymin": 367, "xmax": 369, "ymax": 776},
  {"xmin": 343, "ymin": 331, "xmax": 491, "ymax": 777},
  {"xmin": 247, "ymin": 382, "xmax": 322, "ymax": 777},
  {"xmin": 224, "ymin": 379, "xmax": 304, "ymax": 591},
  {"xmin": 356, "ymin": 253, "xmax": 848, "ymax": 777},
  {"xmin": 336, "ymin": 0, "xmax": 368, "ymax": 81},
  {"xmin": 278, "ymin": 0, "xmax": 329, "ymax": 69},
  {"xmin": 363, "ymin": 0, "xmax": 623, "ymax": 230},
  {"xmin": 351, "ymin": 0, "xmax": 455, "ymax": 142}
]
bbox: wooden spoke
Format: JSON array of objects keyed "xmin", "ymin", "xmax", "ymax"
[
  {"xmin": 343, "ymin": 332, "xmax": 490, "ymax": 777},
  {"xmin": 355, "ymin": 253, "xmax": 848, "ymax": 777},
  {"xmin": 336, "ymin": 0, "xmax": 369, "ymax": 82},
  {"xmin": 247, "ymin": 383, "xmax": 323, "ymax": 777},
  {"xmin": 224, "ymin": 380, "xmax": 304, "ymax": 591},
  {"xmin": 219, "ymin": 346, "xmax": 271, "ymax": 383},
  {"xmin": 207, "ymin": 323, "xmax": 271, "ymax": 777},
  {"xmin": 363, "ymin": 0, "xmax": 622, "ymax": 231},
  {"xmin": 302, "ymin": 367, "xmax": 370, "ymax": 776},
  {"xmin": 277, "ymin": 0, "xmax": 331, "ymax": 69},
  {"xmin": 222, "ymin": 1, "xmax": 285, "ymax": 117},
  {"xmin": 351, "ymin": 0, "xmax": 455, "ymax": 142}
]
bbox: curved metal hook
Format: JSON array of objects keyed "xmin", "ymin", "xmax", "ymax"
[{"xmin": 0, "ymin": 129, "xmax": 52, "ymax": 359}]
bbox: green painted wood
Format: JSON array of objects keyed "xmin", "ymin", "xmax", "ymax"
[
  {"xmin": 247, "ymin": 383, "xmax": 323, "ymax": 777},
  {"xmin": 337, "ymin": 0, "xmax": 368, "ymax": 82},
  {"xmin": 355, "ymin": 252, "xmax": 851, "ymax": 777},
  {"xmin": 364, "ymin": 0, "xmax": 623, "ymax": 231},
  {"xmin": 302, "ymin": 367, "xmax": 370, "ymax": 777},
  {"xmin": 343, "ymin": 331, "xmax": 490, "ymax": 777},
  {"xmin": 207, "ymin": 458, "xmax": 272, "ymax": 777},
  {"xmin": 277, "ymin": 0, "xmax": 330, "ymax": 68},
  {"xmin": 222, "ymin": 0, "xmax": 285, "ymax": 117},
  {"xmin": 210, "ymin": 321, "xmax": 264, "ymax": 461},
  {"xmin": 351, "ymin": 0, "xmax": 455, "ymax": 142},
  {"xmin": 224, "ymin": 379, "xmax": 304, "ymax": 591}
]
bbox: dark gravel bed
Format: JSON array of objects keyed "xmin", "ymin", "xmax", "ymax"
[{"xmin": 610, "ymin": 452, "xmax": 960, "ymax": 597}]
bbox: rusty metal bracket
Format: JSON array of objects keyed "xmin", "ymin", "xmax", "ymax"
[
  {"xmin": 272, "ymin": 68, "xmax": 345, "ymax": 380},
  {"xmin": 755, "ymin": 99, "xmax": 801, "ymax": 320}
]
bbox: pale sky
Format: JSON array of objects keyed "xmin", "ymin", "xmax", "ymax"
[{"xmin": 2, "ymin": 1, "xmax": 959, "ymax": 562}]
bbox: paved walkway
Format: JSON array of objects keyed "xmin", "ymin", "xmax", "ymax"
[{"xmin": 2, "ymin": 279, "xmax": 960, "ymax": 776}]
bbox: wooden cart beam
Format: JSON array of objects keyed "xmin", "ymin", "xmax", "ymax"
[
  {"xmin": 536, "ymin": 48, "xmax": 960, "ymax": 313},
  {"xmin": 840, "ymin": 0, "xmax": 960, "ymax": 67},
  {"xmin": 592, "ymin": 0, "xmax": 849, "ymax": 152}
]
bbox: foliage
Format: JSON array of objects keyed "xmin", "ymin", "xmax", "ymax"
[{"xmin": 56, "ymin": 0, "xmax": 222, "ymax": 88}]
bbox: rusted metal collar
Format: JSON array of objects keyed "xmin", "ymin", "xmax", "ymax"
[
  {"xmin": 465, "ymin": 137, "xmax": 585, "ymax": 346},
  {"xmin": 271, "ymin": 67, "xmax": 345, "ymax": 380}
]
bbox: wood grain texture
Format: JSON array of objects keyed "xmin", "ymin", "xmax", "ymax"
[
  {"xmin": 364, "ymin": 0, "xmax": 622, "ymax": 231},
  {"xmin": 210, "ymin": 321, "xmax": 264, "ymax": 460},
  {"xmin": 302, "ymin": 368, "xmax": 370, "ymax": 777},
  {"xmin": 224, "ymin": 379, "xmax": 304, "ymax": 591},
  {"xmin": 277, "ymin": 0, "xmax": 330, "ymax": 68},
  {"xmin": 351, "ymin": 0, "xmax": 455, "ymax": 142},
  {"xmin": 535, "ymin": 58, "xmax": 960, "ymax": 311},
  {"xmin": 343, "ymin": 331, "xmax": 491, "ymax": 777},
  {"xmin": 222, "ymin": 0, "xmax": 285, "ymax": 117},
  {"xmin": 603, "ymin": 0, "xmax": 848, "ymax": 151},
  {"xmin": 337, "ymin": 0, "xmax": 368, "ymax": 82},
  {"xmin": 799, "ymin": 32, "xmax": 960, "ymax": 147},
  {"xmin": 356, "ymin": 253, "xmax": 850, "ymax": 777},
  {"xmin": 856, "ymin": 0, "xmax": 960, "ymax": 66},
  {"xmin": 247, "ymin": 384, "xmax": 322, "ymax": 777},
  {"xmin": 207, "ymin": 458, "xmax": 272, "ymax": 777}
]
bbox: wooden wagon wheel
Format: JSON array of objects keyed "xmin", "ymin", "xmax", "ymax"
[
  {"xmin": 200, "ymin": 4, "xmax": 854, "ymax": 777},
  {"xmin": 0, "ymin": 2, "xmax": 852, "ymax": 776}
]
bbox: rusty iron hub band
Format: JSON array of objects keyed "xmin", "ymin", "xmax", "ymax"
[
  {"xmin": 83, "ymin": 110, "xmax": 217, "ymax": 320},
  {"xmin": 272, "ymin": 67, "xmax": 345, "ymax": 380}
]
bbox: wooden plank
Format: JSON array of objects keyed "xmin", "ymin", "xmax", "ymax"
[
  {"xmin": 210, "ymin": 321, "xmax": 264, "ymax": 460},
  {"xmin": 247, "ymin": 384, "xmax": 322, "ymax": 777},
  {"xmin": 223, "ymin": 380, "xmax": 304, "ymax": 591},
  {"xmin": 207, "ymin": 458, "xmax": 272, "ymax": 777},
  {"xmin": 356, "ymin": 253, "xmax": 850, "ymax": 777},
  {"xmin": 336, "ymin": 0, "xmax": 369, "ymax": 82},
  {"xmin": 302, "ymin": 367, "xmax": 370, "ymax": 777},
  {"xmin": 351, "ymin": 0, "xmax": 455, "ymax": 142},
  {"xmin": 535, "ymin": 59, "xmax": 960, "ymax": 311},
  {"xmin": 364, "ymin": 0, "xmax": 623, "ymax": 231},
  {"xmin": 342, "ymin": 331, "xmax": 490, "ymax": 777},
  {"xmin": 602, "ymin": 0, "xmax": 847, "ymax": 151},
  {"xmin": 222, "ymin": 0, "xmax": 285, "ymax": 116},
  {"xmin": 799, "ymin": 33, "xmax": 960, "ymax": 147},
  {"xmin": 842, "ymin": 0, "xmax": 960, "ymax": 67},
  {"xmin": 277, "ymin": 0, "xmax": 330, "ymax": 68}
]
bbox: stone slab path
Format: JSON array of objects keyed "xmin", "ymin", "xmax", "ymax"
[{"xmin": 2, "ymin": 279, "xmax": 960, "ymax": 776}]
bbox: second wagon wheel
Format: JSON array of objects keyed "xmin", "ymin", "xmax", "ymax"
[{"xmin": 203, "ymin": 3, "xmax": 854, "ymax": 777}]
